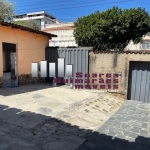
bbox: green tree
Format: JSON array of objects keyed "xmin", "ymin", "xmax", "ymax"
[
  {"xmin": 0, "ymin": 0, "xmax": 14, "ymax": 21},
  {"xmin": 74, "ymin": 7, "xmax": 150, "ymax": 51},
  {"xmin": 13, "ymin": 20, "xmax": 41, "ymax": 30}
]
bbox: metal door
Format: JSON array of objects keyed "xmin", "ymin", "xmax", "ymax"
[{"xmin": 128, "ymin": 61, "xmax": 150, "ymax": 103}]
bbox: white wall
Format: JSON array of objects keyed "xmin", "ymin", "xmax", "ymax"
[
  {"xmin": 44, "ymin": 22, "xmax": 78, "ymax": 47},
  {"xmin": 14, "ymin": 16, "xmax": 58, "ymax": 30},
  {"xmin": 41, "ymin": 18, "xmax": 56, "ymax": 29},
  {"xmin": 49, "ymin": 29, "xmax": 78, "ymax": 47},
  {"xmin": 125, "ymin": 32, "xmax": 150, "ymax": 50}
]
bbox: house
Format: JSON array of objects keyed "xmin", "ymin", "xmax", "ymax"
[
  {"xmin": 42, "ymin": 22, "xmax": 78, "ymax": 47},
  {"xmin": 0, "ymin": 21, "xmax": 57, "ymax": 87},
  {"xmin": 42, "ymin": 22, "xmax": 150, "ymax": 49},
  {"xmin": 125, "ymin": 32, "xmax": 150, "ymax": 50},
  {"xmin": 13, "ymin": 11, "xmax": 61, "ymax": 30}
]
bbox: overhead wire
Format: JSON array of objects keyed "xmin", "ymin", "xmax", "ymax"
[
  {"xmin": 10, "ymin": 0, "xmax": 75, "ymax": 4},
  {"xmin": 14, "ymin": 0, "xmax": 105, "ymax": 8},
  {"xmin": 131, "ymin": 0, "xmax": 150, "ymax": 5},
  {"xmin": 15, "ymin": 0, "xmax": 133, "ymax": 13}
]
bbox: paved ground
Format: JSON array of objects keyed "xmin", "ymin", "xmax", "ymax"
[
  {"xmin": 0, "ymin": 84, "xmax": 149, "ymax": 150},
  {"xmin": 78, "ymin": 100, "xmax": 150, "ymax": 150},
  {"xmin": 0, "ymin": 83, "xmax": 124, "ymax": 150}
]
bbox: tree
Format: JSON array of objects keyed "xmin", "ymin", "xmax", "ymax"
[
  {"xmin": 0, "ymin": 0, "xmax": 40, "ymax": 30},
  {"xmin": 13, "ymin": 20, "xmax": 41, "ymax": 30},
  {"xmin": 0, "ymin": 0, "xmax": 14, "ymax": 21},
  {"xmin": 74, "ymin": 7, "xmax": 150, "ymax": 51}
]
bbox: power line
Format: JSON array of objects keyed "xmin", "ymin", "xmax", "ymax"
[
  {"xmin": 14, "ymin": 0, "xmax": 105, "ymax": 10},
  {"xmin": 10, "ymin": 0, "xmax": 48, "ymax": 4},
  {"xmin": 16, "ymin": 0, "xmax": 133, "ymax": 13},
  {"xmin": 133, "ymin": 0, "xmax": 150, "ymax": 5},
  {"xmin": 15, "ymin": 0, "xmax": 105, "ymax": 8},
  {"xmin": 11, "ymin": 0, "xmax": 74, "ymax": 4}
]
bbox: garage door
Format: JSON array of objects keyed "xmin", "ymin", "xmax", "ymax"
[{"xmin": 128, "ymin": 61, "xmax": 150, "ymax": 103}]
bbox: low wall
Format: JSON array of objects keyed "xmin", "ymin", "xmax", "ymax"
[
  {"xmin": 89, "ymin": 51, "xmax": 150, "ymax": 97},
  {"xmin": 0, "ymin": 77, "xmax": 2, "ymax": 87},
  {"xmin": 18, "ymin": 74, "xmax": 44, "ymax": 85},
  {"xmin": 0, "ymin": 74, "xmax": 44, "ymax": 87}
]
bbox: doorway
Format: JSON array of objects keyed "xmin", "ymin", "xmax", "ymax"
[{"xmin": 2, "ymin": 42, "xmax": 18, "ymax": 87}]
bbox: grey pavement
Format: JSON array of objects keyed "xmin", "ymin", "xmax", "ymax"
[
  {"xmin": 77, "ymin": 100, "xmax": 150, "ymax": 150},
  {"xmin": 0, "ymin": 83, "xmax": 125, "ymax": 150}
]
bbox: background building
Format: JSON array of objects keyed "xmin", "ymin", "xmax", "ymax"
[
  {"xmin": 14, "ymin": 11, "xmax": 61, "ymax": 30},
  {"xmin": 42, "ymin": 22, "xmax": 78, "ymax": 47},
  {"xmin": 125, "ymin": 32, "xmax": 150, "ymax": 50}
]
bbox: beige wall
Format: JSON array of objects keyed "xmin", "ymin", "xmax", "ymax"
[
  {"xmin": 0, "ymin": 25, "xmax": 49, "ymax": 79},
  {"xmin": 89, "ymin": 51, "xmax": 150, "ymax": 97}
]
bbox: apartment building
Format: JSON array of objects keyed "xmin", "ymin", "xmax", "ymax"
[{"xmin": 13, "ymin": 11, "xmax": 61, "ymax": 30}]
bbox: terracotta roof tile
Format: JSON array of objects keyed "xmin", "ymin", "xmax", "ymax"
[
  {"xmin": 42, "ymin": 26, "xmax": 75, "ymax": 32},
  {"xmin": 0, "ymin": 21, "xmax": 57, "ymax": 37}
]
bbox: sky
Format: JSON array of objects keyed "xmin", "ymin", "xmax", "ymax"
[{"xmin": 11, "ymin": 0, "xmax": 150, "ymax": 22}]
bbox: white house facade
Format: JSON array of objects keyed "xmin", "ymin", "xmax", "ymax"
[
  {"xmin": 13, "ymin": 11, "xmax": 61, "ymax": 30},
  {"xmin": 42, "ymin": 22, "xmax": 78, "ymax": 47},
  {"xmin": 125, "ymin": 32, "xmax": 150, "ymax": 50}
]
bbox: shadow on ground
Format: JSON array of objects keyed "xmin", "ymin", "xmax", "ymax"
[
  {"xmin": 0, "ymin": 83, "xmax": 66, "ymax": 96},
  {"xmin": 0, "ymin": 104, "xmax": 149, "ymax": 150}
]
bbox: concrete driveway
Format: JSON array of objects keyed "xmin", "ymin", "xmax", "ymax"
[{"xmin": 0, "ymin": 83, "xmax": 124, "ymax": 150}]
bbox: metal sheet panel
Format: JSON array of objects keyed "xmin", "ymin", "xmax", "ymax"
[
  {"xmin": 45, "ymin": 47, "xmax": 90, "ymax": 85},
  {"xmin": 140, "ymin": 62, "xmax": 147, "ymax": 102},
  {"xmin": 128, "ymin": 61, "xmax": 150, "ymax": 103},
  {"xmin": 49, "ymin": 63, "xmax": 56, "ymax": 77},
  {"xmin": 40, "ymin": 61, "xmax": 47, "ymax": 77},
  {"xmin": 130, "ymin": 62, "xmax": 136, "ymax": 100},
  {"xmin": 65, "ymin": 65, "xmax": 73, "ymax": 77},
  {"xmin": 58, "ymin": 58, "xmax": 65, "ymax": 77},
  {"xmin": 145, "ymin": 63, "xmax": 150, "ymax": 103},
  {"xmin": 31, "ymin": 63, "xmax": 38, "ymax": 77},
  {"xmin": 45, "ymin": 47, "xmax": 58, "ymax": 83},
  {"xmin": 134, "ymin": 62, "xmax": 142, "ymax": 101},
  {"xmin": 57, "ymin": 48, "xmax": 90, "ymax": 86}
]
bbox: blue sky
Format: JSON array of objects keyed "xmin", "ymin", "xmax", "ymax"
[{"xmin": 11, "ymin": 0, "xmax": 150, "ymax": 22}]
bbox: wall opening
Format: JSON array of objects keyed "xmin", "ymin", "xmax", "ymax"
[{"xmin": 2, "ymin": 42, "xmax": 18, "ymax": 87}]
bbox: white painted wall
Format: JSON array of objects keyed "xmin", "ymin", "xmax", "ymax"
[
  {"xmin": 49, "ymin": 29, "xmax": 78, "ymax": 47},
  {"xmin": 45, "ymin": 22, "xmax": 78, "ymax": 47},
  {"xmin": 125, "ymin": 32, "xmax": 150, "ymax": 50},
  {"xmin": 13, "ymin": 13, "xmax": 59, "ymax": 30}
]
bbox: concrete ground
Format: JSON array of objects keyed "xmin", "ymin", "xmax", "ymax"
[
  {"xmin": 0, "ymin": 83, "xmax": 124, "ymax": 150},
  {"xmin": 0, "ymin": 83, "xmax": 149, "ymax": 150}
]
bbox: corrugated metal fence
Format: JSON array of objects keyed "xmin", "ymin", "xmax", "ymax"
[
  {"xmin": 45, "ymin": 47, "xmax": 91, "ymax": 86},
  {"xmin": 45, "ymin": 47, "xmax": 58, "ymax": 83},
  {"xmin": 128, "ymin": 61, "xmax": 150, "ymax": 103}
]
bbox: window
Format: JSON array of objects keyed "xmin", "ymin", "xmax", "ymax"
[
  {"xmin": 140, "ymin": 40, "xmax": 150, "ymax": 50},
  {"xmin": 35, "ymin": 19, "xmax": 41, "ymax": 28}
]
